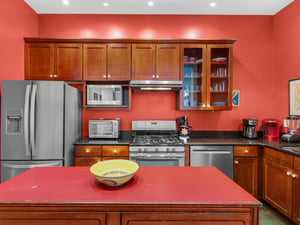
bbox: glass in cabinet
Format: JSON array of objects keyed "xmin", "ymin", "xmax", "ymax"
[
  {"xmin": 178, "ymin": 43, "xmax": 233, "ymax": 110},
  {"xmin": 180, "ymin": 44, "xmax": 207, "ymax": 109}
]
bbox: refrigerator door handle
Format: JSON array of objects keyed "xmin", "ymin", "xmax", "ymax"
[
  {"xmin": 24, "ymin": 84, "xmax": 31, "ymax": 156},
  {"xmin": 30, "ymin": 84, "xmax": 37, "ymax": 156},
  {"xmin": 3, "ymin": 162, "xmax": 60, "ymax": 169}
]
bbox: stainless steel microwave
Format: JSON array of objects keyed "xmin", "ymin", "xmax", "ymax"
[
  {"xmin": 87, "ymin": 85, "xmax": 122, "ymax": 105},
  {"xmin": 88, "ymin": 119, "xmax": 120, "ymax": 139}
]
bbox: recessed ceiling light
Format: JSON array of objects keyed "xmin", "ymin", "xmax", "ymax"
[
  {"xmin": 62, "ymin": 0, "xmax": 69, "ymax": 6},
  {"xmin": 148, "ymin": 1, "xmax": 154, "ymax": 7},
  {"xmin": 103, "ymin": 2, "xmax": 109, "ymax": 7},
  {"xmin": 210, "ymin": 2, "xmax": 217, "ymax": 7}
]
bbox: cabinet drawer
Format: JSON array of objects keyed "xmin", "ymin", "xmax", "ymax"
[
  {"xmin": 75, "ymin": 146, "xmax": 101, "ymax": 157},
  {"xmin": 234, "ymin": 146, "xmax": 259, "ymax": 157},
  {"xmin": 102, "ymin": 146, "xmax": 129, "ymax": 157},
  {"xmin": 263, "ymin": 147, "xmax": 293, "ymax": 168},
  {"xmin": 74, "ymin": 157, "xmax": 101, "ymax": 166},
  {"xmin": 294, "ymin": 156, "xmax": 300, "ymax": 171},
  {"xmin": 102, "ymin": 156, "xmax": 129, "ymax": 161}
]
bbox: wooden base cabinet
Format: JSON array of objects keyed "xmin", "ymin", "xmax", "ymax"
[
  {"xmin": 233, "ymin": 146, "xmax": 259, "ymax": 198},
  {"xmin": 74, "ymin": 145, "xmax": 129, "ymax": 166},
  {"xmin": 0, "ymin": 206, "xmax": 258, "ymax": 225},
  {"xmin": 293, "ymin": 157, "xmax": 300, "ymax": 224},
  {"xmin": 263, "ymin": 147, "xmax": 296, "ymax": 221}
]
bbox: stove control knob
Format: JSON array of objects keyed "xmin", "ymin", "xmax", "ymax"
[
  {"xmin": 172, "ymin": 148, "xmax": 176, "ymax": 152},
  {"xmin": 155, "ymin": 148, "xmax": 159, "ymax": 152},
  {"xmin": 138, "ymin": 148, "xmax": 143, "ymax": 153},
  {"xmin": 166, "ymin": 148, "xmax": 170, "ymax": 152}
]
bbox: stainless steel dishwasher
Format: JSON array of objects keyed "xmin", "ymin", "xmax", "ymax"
[{"xmin": 190, "ymin": 146, "xmax": 233, "ymax": 179}]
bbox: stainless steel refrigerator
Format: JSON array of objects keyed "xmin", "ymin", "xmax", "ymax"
[{"xmin": 1, "ymin": 80, "xmax": 82, "ymax": 182}]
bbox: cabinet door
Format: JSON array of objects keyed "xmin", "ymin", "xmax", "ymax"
[
  {"xmin": 206, "ymin": 44, "xmax": 233, "ymax": 110},
  {"xmin": 292, "ymin": 169, "xmax": 300, "ymax": 224},
  {"xmin": 132, "ymin": 44, "xmax": 156, "ymax": 80},
  {"xmin": 54, "ymin": 43, "xmax": 83, "ymax": 81},
  {"xmin": 234, "ymin": 157, "xmax": 258, "ymax": 197},
  {"xmin": 263, "ymin": 158, "xmax": 293, "ymax": 218},
  {"xmin": 83, "ymin": 44, "xmax": 107, "ymax": 81},
  {"xmin": 25, "ymin": 43, "xmax": 54, "ymax": 80},
  {"xmin": 156, "ymin": 44, "xmax": 180, "ymax": 81},
  {"xmin": 179, "ymin": 44, "xmax": 206, "ymax": 110},
  {"xmin": 74, "ymin": 157, "xmax": 101, "ymax": 166},
  {"xmin": 107, "ymin": 43, "xmax": 131, "ymax": 81}
]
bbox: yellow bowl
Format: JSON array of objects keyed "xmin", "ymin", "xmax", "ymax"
[{"xmin": 90, "ymin": 159, "xmax": 139, "ymax": 187}]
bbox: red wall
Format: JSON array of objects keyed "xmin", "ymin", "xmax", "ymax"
[
  {"xmin": 273, "ymin": 0, "xmax": 300, "ymax": 121},
  {"xmin": 0, "ymin": 0, "xmax": 39, "ymax": 90},
  {"xmin": 38, "ymin": 14, "xmax": 275, "ymax": 136}
]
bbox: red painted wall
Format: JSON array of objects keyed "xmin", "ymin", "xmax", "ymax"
[
  {"xmin": 0, "ymin": 0, "xmax": 39, "ymax": 90},
  {"xmin": 39, "ymin": 14, "xmax": 275, "ymax": 136},
  {"xmin": 274, "ymin": 1, "xmax": 300, "ymax": 121}
]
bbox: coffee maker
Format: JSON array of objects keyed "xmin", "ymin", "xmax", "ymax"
[
  {"xmin": 176, "ymin": 116, "xmax": 192, "ymax": 140},
  {"xmin": 243, "ymin": 119, "xmax": 258, "ymax": 138},
  {"xmin": 281, "ymin": 116, "xmax": 300, "ymax": 142}
]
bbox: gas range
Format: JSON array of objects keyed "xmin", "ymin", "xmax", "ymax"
[
  {"xmin": 131, "ymin": 135, "xmax": 182, "ymax": 146},
  {"xmin": 129, "ymin": 120, "xmax": 185, "ymax": 167}
]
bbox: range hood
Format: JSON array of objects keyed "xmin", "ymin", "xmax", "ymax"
[{"xmin": 130, "ymin": 80, "xmax": 182, "ymax": 92}]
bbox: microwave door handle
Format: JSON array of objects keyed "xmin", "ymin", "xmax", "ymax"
[
  {"xmin": 30, "ymin": 84, "xmax": 37, "ymax": 156},
  {"xmin": 24, "ymin": 84, "xmax": 31, "ymax": 156}
]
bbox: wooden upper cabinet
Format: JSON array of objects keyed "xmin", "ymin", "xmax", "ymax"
[
  {"xmin": 107, "ymin": 43, "xmax": 131, "ymax": 81},
  {"xmin": 25, "ymin": 43, "xmax": 82, "ymax": 81},
  {"xmin": 25, "ymin": 43, "xmax": 54, "ymax": 80},
  {"xmin": 132, "ymin": 44, "xmax": 156, "ymax": 80},
  {"xmin": 83, "ymin": 43, "xmax": 131, "ymax": 81},
  {"xmin": 132, "ymin": 44, "xmax": 180, "ymax": 81},
  {"xmin": 156, "ymin": 44, "xmax": 180, "ymax": 80},
  {"xmin": 83, "ymin": 44, "xmax": 107, "ymax": 81},
  {"xmin": 54, "ymin": 43, "xmax": 83, "ymax": 81}
]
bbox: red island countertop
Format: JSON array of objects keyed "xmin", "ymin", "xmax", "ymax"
[{"xmin": 0, "ymin": 167, "xmax": 261, "ymax": 206}]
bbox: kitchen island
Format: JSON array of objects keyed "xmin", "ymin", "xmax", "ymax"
[{"xmin": 0, "ymin": 167, "xmax": 261, "ymax": 225}]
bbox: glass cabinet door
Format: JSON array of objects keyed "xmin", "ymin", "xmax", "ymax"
[
  {"xmin": 180, "ymin": 45, "xmax": 206, "ymax": 109},
  {"xmin": 207, "ymin": 44, "xmax": 233, "ymax": 110}
]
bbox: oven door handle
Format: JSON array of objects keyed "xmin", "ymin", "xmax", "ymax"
[{"xmin": 130, "ymin": 154, "xmax": 185, "ymax": 159}]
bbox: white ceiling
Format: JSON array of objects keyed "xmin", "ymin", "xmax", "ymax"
[{"xmin": 24, "ymin": 0, "xmax": 294, "ymax": 15}]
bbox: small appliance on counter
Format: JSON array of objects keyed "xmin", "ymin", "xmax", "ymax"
[
  {"xmin": 242, "ymin": 118, "xmax": 258, "ymax": 138},
  {"xmin": 176, "ymin": 116, "xmax": 192, "ymax": 142},
  {"xmin": 88, "ymin": 119, "xmax": 120, "ymax": 139},
  {"xmin": 262, "ymin": 118, "xmax": 281, "ymax": 140},
  {"xmin": 281, "ymin": 116, "xmax": 300, "ymax": 142}
]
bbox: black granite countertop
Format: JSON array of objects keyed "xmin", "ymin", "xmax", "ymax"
[{"xmin": 73, "ymin": 131, "xmax": 300, "ymax": 157}]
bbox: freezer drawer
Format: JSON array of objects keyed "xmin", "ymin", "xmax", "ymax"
[
  {"xmin": 190, "ymin": 146, "xmax": 233, "ymax": 179},
  {"xmin": 0, "ymin": 160, "xmax": 63, "ymax": 183}
]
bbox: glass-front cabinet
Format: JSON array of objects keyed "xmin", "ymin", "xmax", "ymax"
[{"xmin": 178, "ymin": 43, "xmax": 233, "ymax": 110}]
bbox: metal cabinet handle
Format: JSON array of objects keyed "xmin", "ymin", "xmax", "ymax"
[
  {"xmin": 156, "ymin": 75, "xmax": 159, "ymax": 79},
  {"xmin": 234, "ymin": 160, "xmax": 239, "ymax": 164},
  {"xmin": 203, "ymin": 104, "xmax": 206, "ymax": 107},
  {"xmin": 244, "ymin": 150, "xmax": 249, "ymax": 153},
  {"xmin": 287, "ymin": 171, "xmax": 292, "ymax": 176},
  {"xmin": 103, "ymin": 75, "xmax": 106, "ymax": 78},
  {"xmin": 207, "ymin": 104, "xmax": 210, "ymax": 107},
  {"xmin": 152, "ymin": 75, "xmax": 155, "ymax": 78},
  {"xmin": 54, "ymin": 74, "xmax": 57, "ymax": 78},
  {"xmin": 113, "ymin": 149, "xmax": 117, "ymax": 153},
  {"xmin": 50, "ymin": 75, "xmax": 53, "ymax": 78},
  {"xmin": 292, "ymin": 174, "xmax": 298, "ymax": 179},
  {"xmin": 107, "ymin": 74, "xmax": 111, "ymax": 78},
  {"xmin": 86, "ymin": 149, "xmax": 90, "ymax": 153}
]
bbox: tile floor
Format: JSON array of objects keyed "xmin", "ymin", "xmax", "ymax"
[{"xmin": 259, "ymin": 204, "xmax": 294, "ymax": 225}]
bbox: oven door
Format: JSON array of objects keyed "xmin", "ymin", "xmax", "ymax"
[{"xmin": 130, "ymin": 154, "xmax": 185, "ymax": 167}]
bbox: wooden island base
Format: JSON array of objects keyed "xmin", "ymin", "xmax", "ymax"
[{"xmin": 0, "ymin": 167, "xmax": 261, "ymax": 225}]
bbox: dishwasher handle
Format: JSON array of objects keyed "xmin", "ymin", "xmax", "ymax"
[{"xmin": 191, "ymin": 150, "xmax": 232, "ymax": 154}]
